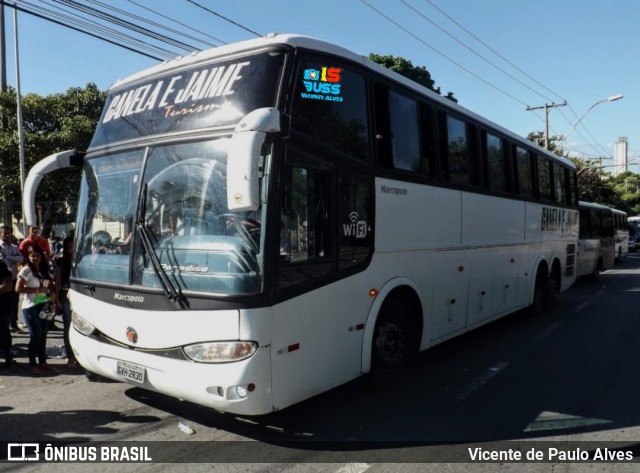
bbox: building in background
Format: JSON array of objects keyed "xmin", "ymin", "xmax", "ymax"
[{"xmin": 614, "ymin": 136, "xmax": 628, "ymax": 175}]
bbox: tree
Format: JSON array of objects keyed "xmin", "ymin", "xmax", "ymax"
[
  {"xmin": 570, "ymin": 157, "xmax": 610, "ymax": 203},
  {"xmin": 0, "ymin": 83, "xmax": 106, "ymax": 228},
  {"xmin": 602, "ymin": 171, "xmax": 640, "ymax": 215},
  {"xmin": 526, "ymin": 132, "xmax": 563, "ymax": 155},
  {"xmin": 368, "ymin": 54, "xmax": 458, "ymax": 103}
]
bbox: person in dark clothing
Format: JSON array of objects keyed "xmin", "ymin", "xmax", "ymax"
[
  {"xmin": 0, "ymin": 260, "xmax": 14, "ymax": 368},
  {"xmin": 0, "ymin": 225, "xmax": 24, "ymax": 332}
]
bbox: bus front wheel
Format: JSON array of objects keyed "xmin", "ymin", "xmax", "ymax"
[{"xmin": 367, "ymin": 297, "xmax": 413, "ymax": 388}]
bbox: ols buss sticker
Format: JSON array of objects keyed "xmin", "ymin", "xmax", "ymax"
[{"xmin": 301, "ymin": 66, "xmax": 344, "ymax": 102}]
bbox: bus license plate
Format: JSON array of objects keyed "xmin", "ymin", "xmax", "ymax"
[{"xmin": 116, "ymin": 361, "xmax": 145, "ymax": 384}]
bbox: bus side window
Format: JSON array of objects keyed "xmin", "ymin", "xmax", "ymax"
[
  {"xmin": 388, "ymin": 90, "xmax": 421, "ymax": 172},
  {"xmin": 536, "ymin": 155, "xmax": 553, "ymax": 202},
  {"xmin": 483, "ymin": 131, "xmax": 508, "ymax": 192},
  {"xmin": 440, "ymin": 112, "xmax": 471, "ymax": 185},
  {"xmin": 514, "ymin": 146, "xmax": 532, "ymax": 197},
  {"xmin": 553, "ymin": 163, "xmax": 566, "ymax": 205},
  {"xmin": 278, "ymin": 165, "xmax": 332, "ymax": 289}
]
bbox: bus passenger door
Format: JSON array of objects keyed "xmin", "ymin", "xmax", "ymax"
[{"xmin": 271, "ymin": 158, "xmax": 375, "ymax": 410}]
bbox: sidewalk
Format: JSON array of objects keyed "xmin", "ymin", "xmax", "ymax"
[{"xmin": 3, "ymin": 315, "xmax": 81, "ymax": 377}]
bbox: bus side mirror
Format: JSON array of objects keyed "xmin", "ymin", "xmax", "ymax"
[{"xmin": 227, "ymin": 108, "xmax": 280, "ymax": 211}]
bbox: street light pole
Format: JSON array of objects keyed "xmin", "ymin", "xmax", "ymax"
[
  {"xmin": 560, "ymin": 94, "xmax": 624, "ymax": 154},
  {"xmin": 13, "ymin": 9, "xmax": 26, "ymax": 233}
]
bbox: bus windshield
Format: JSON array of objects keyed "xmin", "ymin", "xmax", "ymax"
[{"xmin": 74, "ymin": 138, "xmax": 265, "ymax": 296}]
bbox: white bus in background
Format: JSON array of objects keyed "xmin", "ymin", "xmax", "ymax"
[
  {"xmin": 24, "ymin": 34, "xmax": 579, "ymax": 415},
  {"xmin": 612, "ymin": 208, "xmax": 629, "ymax": 260},
  {"xmin": 627, "ymin": 216, "xmax": 640, "ymax": 252},
  {"xmin": 577, "ymin": 201, "xmax": 615, "ymax": 279}
]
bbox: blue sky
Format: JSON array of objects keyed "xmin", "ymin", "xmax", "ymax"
[{"xmin": 3, "ymin": 0, "xmax": 638, "ymax": 169}]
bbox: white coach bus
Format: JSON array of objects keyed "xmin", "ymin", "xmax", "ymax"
[
  {"xmin": 612, "ymin": 208, "xmax": 629, "ymax": 260},
  {"xmin": 576, "ymin": 201, "xmax": 615, "ymax": 279},
  {"xmin": 24, "ymin": 34, "xmax": 579, "ymax": 415}
]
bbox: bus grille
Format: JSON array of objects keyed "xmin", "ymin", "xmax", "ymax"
[
  {"xmin": 565, "ymin": 243, "xmax": 577, "ymax": 277},
  {"xmin": 89, "ymin": 331, "xmax": 190, "ymax": 361}
]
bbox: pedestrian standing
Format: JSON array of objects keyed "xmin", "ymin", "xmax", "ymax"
[
  {"xmin": 19, "ymin": 225, "xmax": 51, "ymax": 261},
  {"xmin": 0, "ymin": 225, "xmax": 25, "ymax": 332},
  {"xmin": 0, "ymin": 259, "xmax": 14, "ymax": 368},
  {"xmin": 15, "ymin": 244, "xmax": 55, "ymax": 376}
]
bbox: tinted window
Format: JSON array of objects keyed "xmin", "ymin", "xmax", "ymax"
[
  {"xmin": 278, "ymin": 163, "xmax": 332, "ymax": 289},
  {"xmin": 339, "ymin": 172, "xmax": 374, "ymax": 269},
  {"xmin": 553, "ymin": 163, "xmax": 566, "ymax": 205},
  {"xmin": 486, "ymin": 132, "xmax": 507, "ymax": 191},
  {"xmin": 515, "ymin": 146, "xmax": 532, "ymax": 196},
  {"xmin": 568, "ymin": 171, "xmax": 578, "ymax": 206},
  {"xmin": 292, "ymin": 58, "xmax": 370, "ymax": 160},
  {"xmin": 443, "ymin": 114, "xmax": 470, "ymax": 184},
  {"xmin": 537, "ymin": 155, "xmax": 552, "ymax": 201},
  {"xmin": 388, "ymin": 91, "xmax": 420, "ymax": 172}
]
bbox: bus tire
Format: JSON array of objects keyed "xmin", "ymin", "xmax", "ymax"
[
  {"xmin": 531, "ymin": 267, "xmax": 552, "ymax": 315},
  {"xmin": 366, "ymin": 297, "xmax": 413, "ymax": 389},
  {"xmin": 549, "ymin": 261, "xmax": 561, "ymax": 301}
]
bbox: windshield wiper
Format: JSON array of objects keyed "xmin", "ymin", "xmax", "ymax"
[{"xmin": 137, "ymin": 184, "xmax": 190, "ymax": 309}]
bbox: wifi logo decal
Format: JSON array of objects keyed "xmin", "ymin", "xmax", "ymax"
[{"xmin": 343, "ymin": 211, "xmax": 367, "ymax": 239}]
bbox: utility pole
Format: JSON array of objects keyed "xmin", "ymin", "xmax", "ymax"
[
  {"xmin": 0, "ymin": 2, "xmax": 5, "ymax": 92},
  {"xmin": 526, "ymin": 101, "xmax": 567, "ymax": 150}
]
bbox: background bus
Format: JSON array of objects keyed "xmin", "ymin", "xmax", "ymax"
[
  {"xmin": 612, "ymin": 208, "xmax": 629, "ymax": 260},
  {"xmin": 24, "ymin": 34, "xmax": 579, "ymax": 415},
  {"xmin": 577, "ymin": 201, "xmax": 615, "ymax": 279},
  {"xmin": 628, "ymin": 216, "xmax": 640, "ymax": 252}
]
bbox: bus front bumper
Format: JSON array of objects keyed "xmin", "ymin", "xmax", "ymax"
[{"xmin": 69, "ymin": 328, "xmax": 274, "ymax": 416}]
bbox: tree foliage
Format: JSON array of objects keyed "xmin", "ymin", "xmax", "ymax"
[
  {"xmin": 0, "ymin": 83, "xmax": 106, "ymax": 225},
  {"xmin": 368, "ymin": 53, "xmax": 458, "ymax": 103},
  {"xmin": 526, "ymin": 131, "xmax": 563, "ymax": 156},
  {"xmin": 570, "ymin": 157, "xmax": 640, "ymax": 215}
]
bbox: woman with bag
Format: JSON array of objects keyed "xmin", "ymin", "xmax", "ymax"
[{"xmin": 15, "ymin": 244, "xmax": 56, "ymax": 376}]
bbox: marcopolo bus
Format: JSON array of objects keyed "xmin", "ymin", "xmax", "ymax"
[
  {"xmin": 576, "ymin": 201, "xmax": 615, "ymax": 279},
  {"xmin": 612, "ymin": 208, "xmax": 629, "ymax": 260},
  {"xmin": 24, "ymin": 34, "xmax": 579, "ymax": 415}
]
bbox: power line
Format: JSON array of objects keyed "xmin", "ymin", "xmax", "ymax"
[
  {"xmin": 360, "ymin": 0, "xmax": 529, "ymax": 106},
  {"xmin": 30, "ymin": 0, "xmax": 178, "ymax": 58},
  {"xmin": 399, "ymin": 0, "xmax": 556, "ymax": 104},
  {"xmin": 425, "ymin": 0, "xmax": 613, "ymax": 156},
  {"xmin": 53, "ymin": 0, "xmax": 199, "ymax": 52},
  {"xmin": 390, "ymin": 0, "xmax": 613, "ymax": 156},
  {"xmin": 184, "ymin": 0, "xmax": 261, "ymax": 37},
  {"xmin": 3, "ymin": 0, "xmax": 166, "ymax": 60},
  {"xmin": 86, "ymin": 0, "xmax": 213, "ymax": 50},
  {"xmin": 424, "ymin": 0, "xmax": 568, "ymax": 104},
  {"xmin": 126, "ymin": 0, "xmax": 226, "ymax": 46}
]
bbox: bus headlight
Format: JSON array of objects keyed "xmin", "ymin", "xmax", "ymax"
[
  {"xmin": 71, "ymin": 312, "xmax": 96, "ymax": 336},
  {"xmin": 183, "ymin": 341, "xmax": 257, "ymax": 363}
]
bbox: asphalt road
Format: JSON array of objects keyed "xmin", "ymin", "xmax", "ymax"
[{"xmin": 3, "ymin": 254, "xmax": 640, "ymax": 472}]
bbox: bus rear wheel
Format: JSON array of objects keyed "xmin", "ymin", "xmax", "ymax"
[
  {"xmin": 367, "ymin": 297, "xmax": 413, "ymax": 388},
  {"xmin": 531, "ymin": 266, "xmax": 557, "ymax": 315}
]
